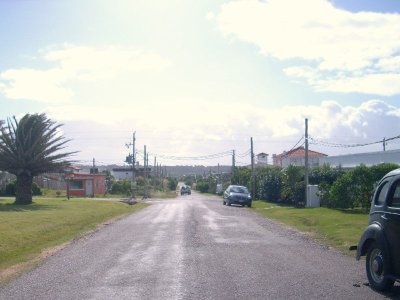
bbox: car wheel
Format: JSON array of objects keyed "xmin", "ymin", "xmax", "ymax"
[
  {"xmin": 366, "ymin": 241, "xmax": 394, "ymax": 291},
  {"xmin": 223, "ymin": 200, "xmax": 226, "ymax": 205},
  {"xmin": 248, "ymin": 202, "xmax": 252, "ymax": 208},
  {"xmin": 227, "ymin": 200, "xmax": 231, "ymax": 206}
]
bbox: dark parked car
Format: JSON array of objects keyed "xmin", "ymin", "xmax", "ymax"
[
  {"xmin": 354, "ymin": 168, "xmax": 400, "ymax": 291},
  {"xmin": 223, "ymin": 185, "xmax": 252, "ymax": 207},
  {"xmin": 180, "ymin": 185, "xmax": 191, "ymax": 195}
]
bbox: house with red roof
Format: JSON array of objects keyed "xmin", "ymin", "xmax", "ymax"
[{"xmin": 272, "ymin": 146, "xmax": 327, "ymax": 168}]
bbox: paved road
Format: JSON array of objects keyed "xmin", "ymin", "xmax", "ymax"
[{"xmin": 1, "ymin": 193, "xmax": 399, "ymax": 299}]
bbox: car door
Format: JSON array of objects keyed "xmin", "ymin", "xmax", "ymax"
[{"xmin": 385, "ymin": 176, "xmax": 400, "ymax": 275}]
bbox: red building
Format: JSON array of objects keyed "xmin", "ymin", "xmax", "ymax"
[{"xmin": 66, "ymin": 173, "xmax": 106, "ymax": 197}]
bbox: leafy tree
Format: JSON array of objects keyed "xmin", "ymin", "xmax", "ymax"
[
  {"xmin": 329, "ymin": 164, "xmax": 399, "ymax": 209},
  {"xmin": 329, "ymin": 171, "xmax": 358, "ymax": 209},
  {"xmin": 0, "ymin": 179, "xmax": 42, "ymax": 196},
  {"xmin": 101, "ymin": 169, "xmax": 114, "ymax": 194},
  {"xmin": 0, "ymin": 114, "xmax": 74, "ymax": 204},
  {"xmin": 281, "ymin": 165, "xmax": 304, "ymax": 206},
  {"xmin": 167, "ymin": 177, "xmax": 178, "ymax": 191},
  {"xmin": 309, "ymin": 164, "xmax": 346, "ymax": 208},
  {"xmin": 235, "ymin": 167, "xmax": 251, "ymax": 187},
  {"xmin": 196, "ymin": 180, "xmax": 210, "ymax": 193},
  {"xmin": 309, "ymin": 164, "xmax": 345, "ymax": 186},
  {"xmin": 258, "ymin": 166, "xmax": 283, "ymax": 202},
  {"xmin": 110, "ymin": 180, "xmax": 131, "ymax": 195}
]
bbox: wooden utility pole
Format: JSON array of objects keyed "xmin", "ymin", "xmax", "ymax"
[
  {"xmin": 232, "ymin": 150, "xmax": 236, "ymax": 184},
  {"xmin": 251, "ymin": 137, "xmax": 255, "ymax": 198},
  {"xmin": 305, "ymin": 119, "xmax": 309, "ymax": 207},
  {"xmin": 218, "ymin": 163, "xmax": 221, "ymax": 184},
  {"xmin": 383, "ymin": 137, "xmax": 386, "ymax": 151},
  {"xmin": 153, "ymin": 156, "xmax": 157, "ymax": 190},
  {"xmin": 143, "ymin": 145, "xmax": 148, "ymax": 199},
  {"xmin": 131, "ymin": 132, "xmax": 136, "ymax": 199}
]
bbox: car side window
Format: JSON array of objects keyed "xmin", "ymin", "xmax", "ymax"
[
  {"xmin": 375, "ymin": 180, "xmax": 389, "ymax": 206},
  {"xmin": 388, "ymin": 179, "xmax": 400, "ymax": 208}
]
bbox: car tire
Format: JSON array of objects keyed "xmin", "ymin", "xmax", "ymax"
[
  {"xmin": 366, "ymin": 241, "xmax": 394, "ymax": 291},
  {"xmin": 227, "ymin": 200, "xmax": 231, "ymax": 206},
  {"xmin": 223, "ymin": 200, "xmax": 226, "ymax": 205},
  {"xmin": 248, "ymin": 202, "xmax": 252, "ymax": 208}
]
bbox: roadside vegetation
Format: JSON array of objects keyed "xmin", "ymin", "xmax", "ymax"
[
  {"xmin": 0, "ymin": 175, "xmax": 178, "ymax": 200},
  {"xmin": 0, "ymin": 198, "xmax": 148, "ymax": 285},
  {"xmin": 223, "ymin": 163, "xmax": 398, "ymax": 210},
  {"xmin": 106, "ymin": 176, "xmax": 178, "ymax": 199}
]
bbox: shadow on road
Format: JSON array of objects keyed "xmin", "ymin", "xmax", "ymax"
[{"xmin": 376, "ymin": 285, "xmax": 400, "ymax": 300}]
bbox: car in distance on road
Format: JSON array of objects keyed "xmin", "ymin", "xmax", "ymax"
[
  {"xmin": 180, "ymin": 185, "xmax": 191, "ymax": 195},
  {"xmin": 354, "ymin": 168, "xmax": 400, "ymax": 291},
  {"xmin": 223, "ymin": 185, "xmax": 252, "ymax": 207}
]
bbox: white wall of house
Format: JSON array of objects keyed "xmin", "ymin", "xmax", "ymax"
[
  {"xmin": 319, "ymin": 149, "xmax": 400, "ymax": 168},
  {"xmin": 256, "ymin": 154, "xmax": 269, "ymax": 164},
  {"xmin": 281, "ymin": 156, "xmax": 321, "ymax": 168},
  {"xmin": 112, "ymin": 170, "xmax": 133, "ymax": 180}
]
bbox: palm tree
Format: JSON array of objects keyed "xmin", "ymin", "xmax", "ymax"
[{"xmin": 0, "ymin": 114, "xmax": 75, "ymax": 204}]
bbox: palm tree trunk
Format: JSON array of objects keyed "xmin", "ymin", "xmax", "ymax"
[{"xmin": 15, "ymin": 174, "xmax": 33, "ymax": 205}]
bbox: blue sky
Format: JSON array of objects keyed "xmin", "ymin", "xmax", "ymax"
[{"xmin": 1, "ymin": 0, "xmax": 400, "ymax": 166}]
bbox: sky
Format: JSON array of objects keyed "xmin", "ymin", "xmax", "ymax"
[{"xmin": 1, "ymin": 0, "xmax": 400, "ymax": 167}]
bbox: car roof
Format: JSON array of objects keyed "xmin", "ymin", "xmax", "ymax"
[
  {"xmin": 229, "ymin": 185, "xmax": 248, "ymax": 189},
  {"xmin": 382, "ymin": 168, "xmax": 400, "ymax": 179}
]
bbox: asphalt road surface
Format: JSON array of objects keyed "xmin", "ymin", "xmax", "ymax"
[{"xmin": 1, "ymin": 192, "xmax": 399, "ymax": 300}]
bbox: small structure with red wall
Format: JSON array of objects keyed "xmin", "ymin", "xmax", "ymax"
[{"xmin": 65, "ymin": 172, "xmax": 106, "ymax": 197}]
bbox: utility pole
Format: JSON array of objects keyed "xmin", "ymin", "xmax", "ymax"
[
  {"xmin": 145, "ymin": 152, "xmax": 149, "ymax": 197},
  {"xmin": 232, "ymin": 150, "xmax": 236, "ymax": 184},
  {"xmin": 305, "ymin": 119, "xmax": 309, "ymax": 208},
  {"xmin": 383, "ymin": 137, "xmax": 386, "ymax": 151},
  {"xmin": 131, "ymin": 132, "xmax": 136, "ymax": 199},
  {"xmin": 218, "ymin": 163, "xmax": 221, "ymax": 184},
  {"xmin": 153, "ymin": 156, "xmax": 156, "ymax": 191},
  {"xmin": 251, "ymin": 137, "xmax": 255, "ymax": 198},
  {"xmin": 144, "ymin": 145, "xmax": 148, "ymax": 199}
]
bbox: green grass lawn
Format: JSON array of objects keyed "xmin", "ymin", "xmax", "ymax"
[
  {"xmin": 0, "ymin": 198, "xmax": 148, "ymax": 280},
  {"xmin": 251, "ymin": 201, "xmax": 369, "ymax": 254}
]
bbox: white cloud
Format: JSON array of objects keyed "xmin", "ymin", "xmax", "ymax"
[
  {"xmin": 377, "ymin": 56, "xmax": 400, "ymax": 72},
  {"xmin": 213, "ymin": 0, "xmax": 400, "ymax": 96},
  {"xmin": 0, "ymin": 45, "xmax": 171, "ymax": 103},
  {"xmin": 316, "ymin": 73, "xmax": 400, "ymax": 96},
  {"xmin": 47, "ymin": 98, "xmax": 400, "ymax": 165},
  {"xmin": 0, "ymin": 68, "xmax": 73, "ymax": 103}
]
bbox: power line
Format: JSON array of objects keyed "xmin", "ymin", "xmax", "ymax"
[
  {"xmin": 136, "ymin": 150, "xmax": 233, "ymax": 161},
  {"xmin": 236, "ymin": 149, "xmax": 251, "ymax": 158},
  {"xmin": 285, "ymin": 136, "xmax": 305, "ymax": 153},
  {"xmin": 309, "ymin": 134, "xmax": 400, "ymax": 148}
]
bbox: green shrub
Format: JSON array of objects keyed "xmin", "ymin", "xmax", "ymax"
[
  {"xmin": 0, "ymin": 180, "xmax": 42, "ymax": 196},
  {"xmin": 196, "ymin": 181, "xmax": 209, "ymax": 193},
  {"xmin": 329, "ymin": 163, "xmax": 398, "ymax": 209},
  {"xmin": 110, "ymin": 180, "xmax": 131, "ymax": 195},
  {"xmin": 167, "ymin": 177, "xmax": 178, "ymax": 191},
  {"xmin": 258, "ymin": 167, "xmax": 282, "ymax": 202}
]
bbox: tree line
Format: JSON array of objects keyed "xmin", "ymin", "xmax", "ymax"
[{"xmin": 193, "ymin": 163, "xmax": 399, "ymax": 210}]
